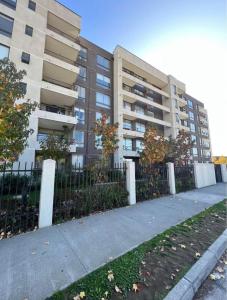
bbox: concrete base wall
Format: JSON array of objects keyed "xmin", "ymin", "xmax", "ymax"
[
  {"xmin": 194, "ymin": 163, "xmax": 216, "ymax": 188},
  {"xmin": 221, "ymin": 164, "xmax": 227, "ymax": 182}
]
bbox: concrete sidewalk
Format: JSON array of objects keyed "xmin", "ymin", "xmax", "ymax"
[{"xmin": 0, "ymin": 183, "xmax": 226, "ymax": 300}]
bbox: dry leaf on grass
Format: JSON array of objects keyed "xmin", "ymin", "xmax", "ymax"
[
  {"xmin": 132, "ymin": 283, "xmax": 139, "ymax": 293},
  {"xmin": 107, "ymin": 270, "xmax": 114, "ymax": 282},
  {"xmin": 115, "ymin": 285, "xmax": 122, "ymax": 293}
]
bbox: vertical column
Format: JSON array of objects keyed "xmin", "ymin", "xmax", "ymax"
[
  {"xmin": 39, "ymin": 159, "xmax": 56, "ymax": 228},
  {"xmin": 221, "ymin": 164, "xmax": 227, "ymax": 182},
  {"xmin": 167, "ymin": 162, "xmax": 176, "ymax": 194},
  {"xmin": 126, "ymin": 160, "xmax": 136, "ymax": 205},
  {"xmin": 193, "ymin": 162, "xmax": 200, "ymax": 188}
]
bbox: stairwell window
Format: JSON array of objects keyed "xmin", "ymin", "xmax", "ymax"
[
  {"xmin": 74, "ymin": 131, "xmax": 84, "ymax": 148},
  {"xmin": 79, "ymin": 47, "xmax": 87, "ymax": 61},
  {"xmin": 77, "ymin": 85, "xmax": 86, "ymax": 101},
  {"xmin": 96, "ymin": 73, "xmax": 111, "ymax": 89},
  {"xmin": 78, "ymin": 65, "xmax": 87, "ymax": 81},
  {"xmin": 75, "ymin": 107, "xmax": 85, "ymax": 124},
  {"xmin": 190, "ymin": 123, "xmax": 195, "ymax": 132}
]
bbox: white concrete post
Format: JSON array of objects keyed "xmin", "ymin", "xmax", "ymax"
[
  {"xmin": 221, "ymin": 164, "xmax": 227, "ymax": 182},
  {"xmin": 193, "ymin": 162, "xmax": 199, "ymax": 188},
  {"xmin": 167, "ymin": 162, "xmax": 176, "ymax": 195},
  {"xmin": 39, "ymin": 159, "xmax": 56, "ymax": 228},
  {"xmin": 126, "ymin": 160, "xmax": 136, "ymax": 205}
]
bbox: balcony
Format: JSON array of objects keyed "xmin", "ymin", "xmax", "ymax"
[
  {"xmin": 122, "ymin": 69, "xmax": 169, "ymax": 98},
  {"xmin": 122, "ymin": 83, "xmax": 170, "ymax": 113},
  {"xmin": 45, "ymin": 35, "xmax": 80, "ymax": 66},
  {"xmin": 179, "ymin": 108, "xmax": 188, "ymax": 120},
  {"xmin": 176, "ymin": 95, "xmax": 187, "ymax": 107},
  {"xmin": 179, "ymin": 124, "xmax": 190, "ymax": 132},
  {"xmin": 37, "ymin": 105, "xmax": 77, "ymax": 131},
  {"xmin": 123, "ymin": 108, "xmax": 171, "ymax": 127},
  {"xmin": 198, "ymin": 106, "xmax": 207, "ymax": 115},
  {"xmin": 201, "ymin": 130, "xmax": 209, "ymax": 137},
  {"xmin": 41, "ymin": 81, "xmax": 78, "ymax": 107},
  {"xmin": 47, "ymin": 10, "xmax": 80, "ymax": 42},
  {"xmin": 122, "ymin": 129, "xmax": 144, "ymax": 139},
  {"xmin": 123, "ymin": 149, "xmax": 140, "ymax": 158}
]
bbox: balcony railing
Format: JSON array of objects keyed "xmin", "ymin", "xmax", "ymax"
[
  {"xmin": 47, "ymin": 24, "xmax": 75, "ymax": 42},
  {"xmin": 43, "ymin": 76, "xmax": 76, "ymax": 90},
  {"xmin": 44, "ymin": 49, "xmax": 75, "ymax": 66},
  {"xmin": 37, "ymin": 133, "xmax": 75, "ymax": 144},
  {"xmin": 40, "ymin": 104, "xmax": 74, "ymax": 116}
]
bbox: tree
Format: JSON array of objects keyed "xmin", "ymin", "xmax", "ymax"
[
  {"xmin": 93, "ymin": 113, "xmax": 119, "ymax": 162},
  {"xmin": 165, "ymin": 130, "xmax": 194, "ymax": 165},
  {"xmin": 39, "ymin": 133, "xmax": 72, "ymax": 161},
  {"xmin": 140, "ymin": 127, "xmax": 168, "ymax": 165},
  {"xmin": 0, "ymin": 58, "xmax": 37, "ymax": 164}
]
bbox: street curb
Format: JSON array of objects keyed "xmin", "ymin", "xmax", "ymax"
[{"xmin": 164, "ymin": 229, "xmax": 227, "ymax": 300}]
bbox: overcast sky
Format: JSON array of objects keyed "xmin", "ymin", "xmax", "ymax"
[{"xmin": 60, "ymin": 0, "xmax": 227, "ymax": 155}]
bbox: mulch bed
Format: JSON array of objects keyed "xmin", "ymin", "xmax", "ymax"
[{"xmin": 111, "ymin": 201, "xmax": 226, "ymax": 300}]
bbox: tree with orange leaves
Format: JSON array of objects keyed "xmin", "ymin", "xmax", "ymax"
[
  {"xmin": 0, "ymin": 58, "xmax": 37, "ymax": 164},
  {"xmin": 93, "ymin": 112, "xmax": 119, "ymax": 162}
]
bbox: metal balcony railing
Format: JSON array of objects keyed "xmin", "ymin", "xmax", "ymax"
[
  {"xmin": 47, "ymin": 24, "xmax": 75, "ymax": 42},
  {"xmin": 40, "ymin": 104, "xmax": 74, "ymax": 116},
  {"xmin": 44, "ymin": 49, "xmax": 75, "ymax": 66},
  {"xmin": 43, "ymin": 76, "xmax": 76, "ymax": 90}
]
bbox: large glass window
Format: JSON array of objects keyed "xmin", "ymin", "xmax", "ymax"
[
  {"xmin": 187, "ymin": 99, "xmax": 193, "ymax": 109},
  {"xmin": 72, "ymin": 155, "xmax": 84, "ymax": 168},
  {"xmin": 78, "ymin": 65, "xmax": 87, "ymax": 81},
  {"xmin": 95, "ymin": 135, "xmax": 102, "ymax": 150},
  {"xmin": 136, "ymin": 122, "xmax": 145, "ymax": 133},
  {"xmin": 191, "ymin": 135, "xmax": 197, "ymax": 144},
  {"xmin": 123, "ymin": 119, "xmax": 132, "ymax": 130},
  {"xmin": 189, "ymin": 111, "xmax": 194, "ymax": 120},
  {"xmin": 0, "ymin": 43, "xmax": 9, "ymax": 59},
  {"xmin": 77, "ymin": 85, "xmax": 86, "ymax": 101},
  {"xmin": 0, "ymin": 13, "xmax": 14, "ymax": 37},
  {"xmin": 0, "ymin": 0, "xmax": 17, "ymax": 9},
  {"xmin": 79, "ymin": 47, "xmax": 87, "ymax": 61},
  {"xmin": 96, "ymin": 112, "xmax": 110, "ymax": 123},
  {"xmin": 123, "ymin": 101, "xmax": 131, "ymax": 111},
  {"xmin": 75, "ymin": 107, "xmax": 85, "ymax": 124},
  {"xmin": 135, "ymin": 105, "xmax": 144, "ymax": 115},
  {"xmin": 123, "ymin": 138, "xmax": 132, "ymax": 151},
  {"xmin": 96, "ymin": 73, "xmax": 111, "ymax": 89},
  {"xmin": 190, "ymin": 123, "xmax": 195, "ymax": 132},
  {"xmin": 74, "ymin": 131, "xmax": 84, "ymax": 148},
  {"xmin": 96, "ymin": 55, "xmax": 110, "ymax": 70},
  {"xmin": 96, "ymin": 92, "xmax": 111, "ymax": 109},
  {"xmin": 192, "ymin": 148, "xmax": 198, "ymax": 156},
  {"xmin": 136, "ymin": 140, "xmax": 144, "ymax": 152}
]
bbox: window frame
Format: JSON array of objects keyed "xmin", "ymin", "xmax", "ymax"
[
  {"xmin": 77, "ymin": 85, "xmax": 86, "ymax": 101},
  {"xmin": 96, "ymin": 73, "xmax": 111, "ymax": 89},
  {"xmin": 25, "ymin": 25, "xmax": 33, "ymax": 37},
  {"xmin": 74, "ymin": 130, "xmax": 84, "ymax": 148},
  {"xmin": 78, "ymin": 65, "xmax": 87, "ymax": 81},
  {"xmin": 75, "ymin": 107, "xmax": 85, "ymax": 124},
  {"xmin": 21, "ymin": 52, "xmax": 30, "ymax": 64},
  {"xmin": 96, "ymin": 92, "xmax": 111, "ymax": 109},
  {"xmin": 0, "ymin": 43, "xmax": 10, "ymax": 59},
  {"xmin": 28, "ymin": 0, "xmax": 36, "ymax": 11},
  {"xmin": 0, "ymin": 0, "xmax": 17, "ymax": 10},
  {"xmin": 0, "ymin": 13, "xmax": 14, "ymax": 37},
  {"xmin": 123, "ymin": 138, "xmax": 133, "ymax": 151},
  {"xmin": 96, "ymin": 54, "xmax": 110, "ymax": 70}
]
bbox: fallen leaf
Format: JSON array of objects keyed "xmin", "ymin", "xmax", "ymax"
[
  {"xmin": 165, "ymin": 285, "xmax": 171, "ymax": 290},
  {"xmin": 195, "ymin": 252, "xmax": 201, "ymax": 258},
  {"xmin": 216, "ymin": 266, "xmax": 224, "ymax": 273},
  {"xmin": 104, "ymin": 291, "xmax": 108, "ymax": 297},
  {"xmin": 79, "ymin": 291, "xmax": 86, "ymax": 299},
  {"xmin": 179, "ymin": 244, "xmax": 186, "ymax": 249},
  {"xmin": 172, "ymin": 247, "xmax": 177, "ymax": 251},
  {"xmin": 73, "ymin": 295, "xmax": 80, "ymax": 300},
  {"xmin": 107, "ymin": 270, "xmax": 114, "ymax": 282},
  {"xmin": 132, "ymin": 283, "xmax": 139, "ymax": 293},
  {"xmin": 160, "ymin": 246, "xmax": 165, "ymax": 252},
  {"xmin": 210, "ymin": 274, "xmax": 216, "ymax": 280},
  {"xmin": 176, "ymin": 269, "xmax": 180, "ymax": 273},
  {"xmin": 115, "ymin": 285, "xmax": 122, "ymax": 293},
  {"xmin": 141, "ymin": 261, "xmax": 146, "ymax": 265}
]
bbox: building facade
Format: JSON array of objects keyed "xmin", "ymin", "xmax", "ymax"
[
  {"xmin": 0, "ymin": 0, "xmax": 211, "ymax": 166},
  {"xmin": 184, "ymin": 94, "xmax": 212, "ymax": 163}
]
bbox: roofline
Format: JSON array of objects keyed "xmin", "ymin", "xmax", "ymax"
[{"xmin": 55, "ymin": 0, "xmax": 81, "ymax": 18}]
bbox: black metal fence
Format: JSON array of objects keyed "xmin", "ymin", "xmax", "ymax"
[
  {"xmin": 53, "ymin": 163, "xmax": 128, "ymax": 223},
  {"xmin": 174, "ymin": 165, "xmax": 195, "ymax": 193},
  {"xmin": 0, "ymin": 163, "xmax": 41, "ymax": 238},
  {"xmin": 136, "ymin": 164, "xmax": 169, "ymax": 202}
]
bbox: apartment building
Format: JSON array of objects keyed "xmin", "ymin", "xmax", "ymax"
[
  {"xmin": 0, "ymin": 0, "xmax": 211, "ymax": 166},
  {"xmin": 113, "ymin": 46, "xmax": 189, "ymax": 163},
  {"xmin": 184, "ymin": 94, "xmax": 212, "ymax": 162},
  {"xmin": 74, "ymin": 36, "xmax": 113, "ymax": 166}
]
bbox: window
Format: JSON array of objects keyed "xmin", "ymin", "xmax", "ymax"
[
  {"xmin": 0, "ymin": 0, "xmax": 17, "ymax": 9},
  {"xmin": 187, "ymin": 99, "xmax": 193, "ymax": 109},
  {"xmin": 75, "ymin": 107, "xmax": 85, "ymax": 124},
  {"xmin": 74, "ymin": 131, "xmax": 84, "ymax": 148},
  {"xmin": 72, "ymin": 155, "xmax": 84, "ymax": 168},
  {"xmin": 96, "ymin": 73, "xmax": 111, "ymax": 89},
  {"xmin": 96, "ymin": 112, "xmax": 110, "ymax": 123},
  {"xmin": 123, "ymin": 138, "xmax": 132, "ymax": 151},
  {"xmin": 28, "ymin": 0, "xmax": 36, "ymax": 11},
  {"xmin": 21, "ymin": 52, "xmax": 30, "ymax": 64},
  {"xmin": 123, "ymin": 119, "xmax": 132, "ymax": 130},
  {"xmin": 173, "ymin": 85, "xmax": 177, "ymax": 95},
  {"xmin": 20, "ymin": 82, "xmax": 27, "ymax": 94},
  {"xmin": 79, "ymin": 47, "xmax": 87, "ymax": 61},
  {"xmin": 78, "ymin": 65, "xmax": 87, "ymax": 81},
  {"xmin": 96, "ymin": 55, "xmax": 110, "ymax": 70},
  {"xmin": 25, "ymin": 25, "xmax": 33, "ymax": 36},
  {"xmin": 135, "ymin": 105, "xmax": 144, "ymax": 115},
  {"xmin": 0, "ymin": 13, "xmax": 14, "ymax": 37},
  {"xmin": 95, "ymin": 135, "xmax": 102, "ymax": 150},
  {"xmin": 189, "ymin": 111, "xmax": 194, "ymax": 121},
  {"xmin": 175, "ymin": 99, "xmax": 178, "ymax": 109},
  {"xmin": 190, "ymin": 123, "xmax": 195, "ymax": 132},
  {"xmin": 123, "ymin": 101, "xmax": 131, "ymax": 111},
  {"xmin": 96, "ymin": 92, "xmax": 111, "ymax": 109},
  {"xmin": 0, "ymin": 43, "xmax": 9, "ymax": 59},
  {"xmin": 136, "ymin": 122, "xmax": 145, "ymax": 133},
  {"xmin": 176, "ymin": 113, "xmax": 180, "ymax": 124},
  {"xmin": 77, "ymin": 86, "xmax": 86, "ymax": 101},
  {"xmin": 136, "ymin": 140, "xmax": 144, "ymax": 152},
  {"xmin": 192, "ymin": 148, "xmax": 198, "ymax": 156},
  {"xmin": 191, "ymin": 135, "xmax": 197, "ymax": 144}
]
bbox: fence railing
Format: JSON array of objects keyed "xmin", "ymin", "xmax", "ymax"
[
  {"xmin": 53, "ymin": 163, "xmax": 128, "ymax": 224},
  {"xmin": 174, "ymin": 165, "xmax": 195, "ymax": 193},
  {"xmin": 0, "ymin": 163, "xmax": 41, "ymax": 237},
  {"xmin": 135, "ymin": 164, "xmax": 169, "ymax": 202}
]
